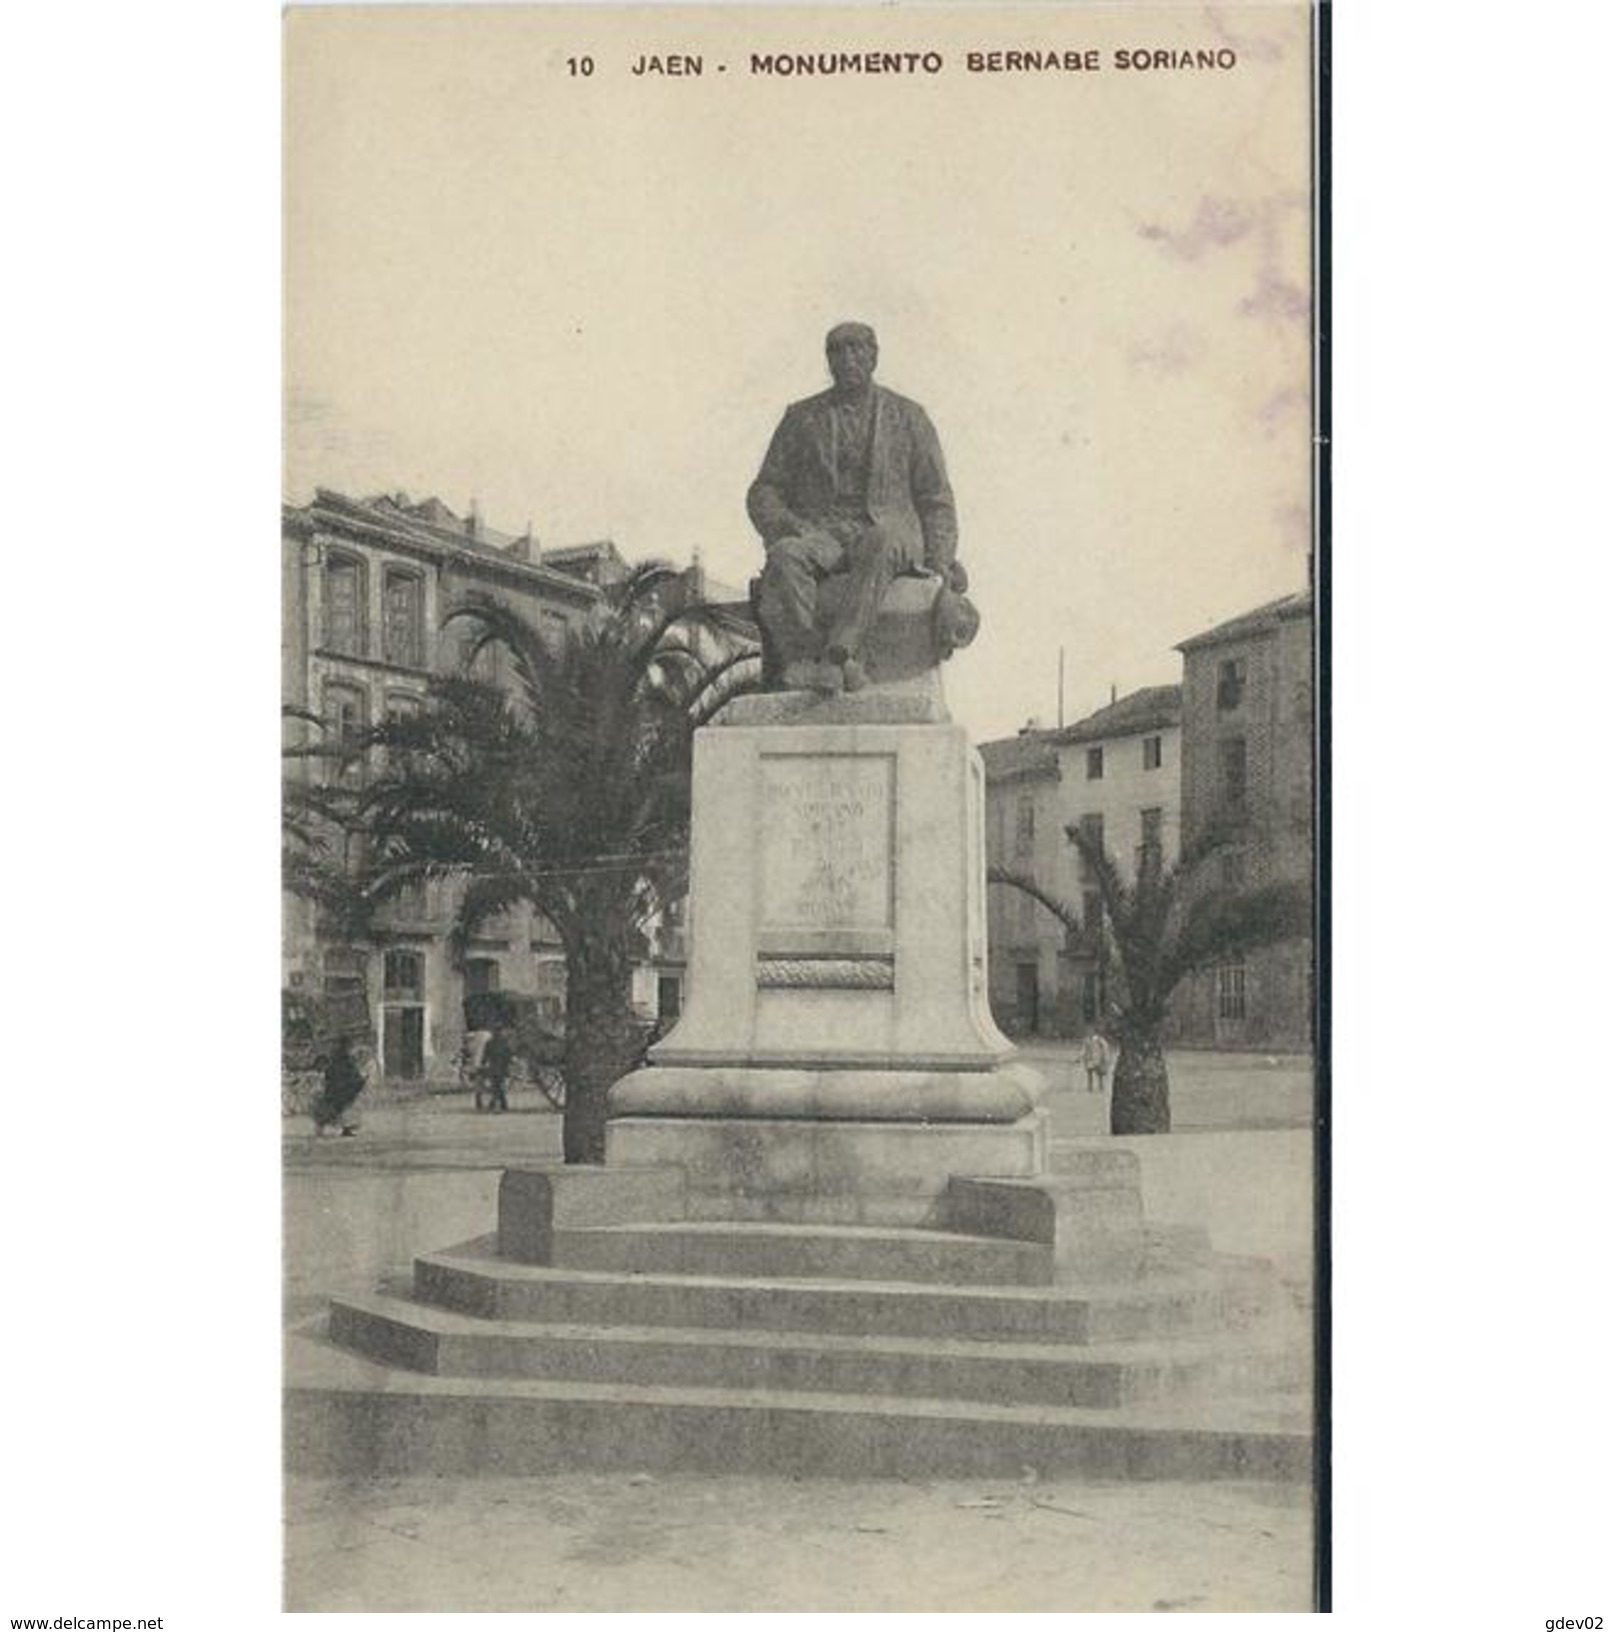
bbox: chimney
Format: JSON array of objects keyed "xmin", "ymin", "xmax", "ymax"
[
  {"xmin": 1110, "ymin": 683, "xmax": 1118, "ymax": 705},
  {"xmin": 466, "ymin": 499, "xmax": 481, "ymax": 541}
]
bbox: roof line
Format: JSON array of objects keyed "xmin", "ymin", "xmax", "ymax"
[{"xmin": 285, "ymin": 494, "xmax": 602, "ymax": 603}]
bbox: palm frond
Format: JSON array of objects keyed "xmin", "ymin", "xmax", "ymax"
[
  {"xmin": 985, "ymin": 867, "xmax": 1089, "ymax": 938},
  {"xmin": 281, "ymin": 704, "xmax": 325, "ymax": 733},
  {"xmin": 1159, "ymin": 880, "xmax": 1312, "ymax": 991},
  {"xmin": 447, "ymin": 871, "xmax": 542, "ymax": 967},
  {"xmin": 1066, "ymin": 822, "xmax": 1134, "ymax": 927},
  {"xmin": 684, "ymin": 650, "xmax": 767, "ymax": 725}
]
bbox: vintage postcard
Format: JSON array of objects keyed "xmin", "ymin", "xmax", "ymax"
[{"xmin": 283, "ymin": 1, "xmax": 1323, "ymax": 1612}]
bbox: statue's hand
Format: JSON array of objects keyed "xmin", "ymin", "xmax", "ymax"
[
  {"xmin": 765, "ymin": 515, "xmax": 810, "ymax": 548},
  {"xmin": 946, "ymin": 560, "xmax": 970, "ymax": 595}
]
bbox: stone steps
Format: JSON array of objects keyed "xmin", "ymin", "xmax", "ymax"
[
  {"xmin": 329, "ymin": 1289, "xmax": 1309, "ymax": 1409},
  {"xmin": 284, "ymin": 1329, "xmax": 1312, "ymax": 1482},
  {"xmin": 293, "ymin": 1167, "xmax": 1312, "ymax": 1482},
  {"xmin": 414, "ymin": 1237, "xmax": 1278, "ymax": 1347},
  {"xmin": 544, "ymin": 1219, "xmax": 1055, "ymax": 1285}
]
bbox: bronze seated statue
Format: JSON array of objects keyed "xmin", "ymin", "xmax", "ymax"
[{"xmin": 749, "ymin": 568, "xmax": 980, "ymax": 695}]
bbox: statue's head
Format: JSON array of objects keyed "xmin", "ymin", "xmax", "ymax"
[{"xmin": 825, "ymin": 322, "xmax": 878, "ymax": 393}]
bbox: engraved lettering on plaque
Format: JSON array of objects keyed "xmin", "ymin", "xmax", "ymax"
[{"xmin": 759, "ymin": 755, "xmax": 893, "ymax": 931}]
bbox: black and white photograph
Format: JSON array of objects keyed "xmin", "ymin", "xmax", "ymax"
[
  {"xmin": 23, "ymin": 1, "xmax": 1613, "ymax": 1625},
  {"xmin": 279, "ymin": 1, "xmax": 1322, "ymax": 1612}
]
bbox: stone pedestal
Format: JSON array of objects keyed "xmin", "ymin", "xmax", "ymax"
[
  {"xmin": 647, "ymin": 716, "xmax": 1006, "ymax": 1071},
  {"xmin": 607, "ymin": 664, "xmax": 1046, "ymax": 1223},
  {"xmin": 607, "ymin": 1111, "xmax": 1049, "ymax": 1227}
]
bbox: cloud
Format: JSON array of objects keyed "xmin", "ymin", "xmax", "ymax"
[
  {"xmin": 1140, "ymin": 193, "xmax": 1310, "ymax": 333},
  {"xmin": 1242, "ymin": 269, "xmax": 1309, "ymax": 327},
  {"xmin": 1259, "ymin": 385, "xmax": 1309, "ymax": 433},
  {"xmin": 1205, "ymin": 5, "xmax": 1288, "ymax": 64},
  {"xmin": 1137, "ymin": 197, "xmax": 1258, "ymax": 262}
]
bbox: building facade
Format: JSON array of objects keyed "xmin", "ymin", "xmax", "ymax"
[
  {"xmin": 282, "ymin": 488, "xmax": 737, "ymax": 1081},
  {"xmin": 1173, "ymin": 591, "xmax": 1314, "ymax": 1049},
  {"xmin": 980, "ymin": 728, "xmax": 1059, "ymax": 1035},
  {"xmin": 982, "ymin": 687, "xmax": 1182, "ymax": 1037}
]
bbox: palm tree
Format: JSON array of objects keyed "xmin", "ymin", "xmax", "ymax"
[
  {"xmin": 989, "ymin": 822, "xmax": 1310, "ymax": 1135},
  {"xmin": 281, "ymin": 704, "xmax": 383, "ymax": 942},
  {"xmin": 357, "ymin": 563, "xmax": 760, "ymax": 1163}
]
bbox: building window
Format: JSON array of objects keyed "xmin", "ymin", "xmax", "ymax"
[
  {"xmin": 382, "ymin": 568, "xmax": 426, "ymax": 668},
  {"xmin": 1143, "ymin": 734, "xmax": 1163, "ymax": 771},
  {"xmin": 1015, "ymin": 962, "xmax": 1040, "ymax": 1031},
  {"xmin": 1220, "ymin": 847, "xmax": 1248, "ymax": 890},
  {"xmin": 1081, "ymin": 888, "xmax": 1104, "ymax": 946},
  {"xmin": 1015, "ymin": 796, "xmax": 1036, "ymax": 857},
  {"xmin": 463, "ymin": 632, "xmax": 496, "ymax": 682},
  {"xmin": 320, "ymin": 971, "xmax": 368, "ymax": 1038},
  {"xmin": 383, "ymin": 948, "xmax": 424, "ymax": 1000},
  {"xmin": 1081, "ymin": 968, "xmax": 1108, "ymax": 1024},
  {"xmin": 1017, "ymin": 889, "xmax": 1037, "ymax": 941},
  {"xmin": 339, "ymin": 829, "xmax": 364, "ymax": 875},
  {"xmin": 1219, "ymin": 737, "xmax": 1248, "ymax": 809},
  {"xmin": 1138, "ymin": 807, "xmax": 1163, "ymax": 872},
  {"xmin": 464, "ymin": 957, "xmax": 500, "ymax": 997},
  {"xmin": 381, "ymin": 692, "xmax": 422, "ymax": 771},
  {"xmin": 324, "ymin": 552, "xmax": 367, "ymax": 656},
  {"xmin": 390, "ymin": 876, "xmax": 429, "ymax": 921},
  {"xmin": 1216, "ymin": 961, "xmax": 1247, "ymax": 1021},
  {"xmin": 1076, "ymin": 814, "xmax": 1105, "ymax": 880},
  {"xmin": 1217, "ymin": 657, "xmax": 1247, "ymax": 711},
  {"xmin": 323, "ymin": 682, "xmax": 367, "ymax": 783},
  {"xmin": 1086, "ymin": 746, "xmax": 1104, "ymax": 781}
]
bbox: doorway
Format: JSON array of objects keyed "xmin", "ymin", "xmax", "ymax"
[
  {"xmin": 1016, "ymin": 961, "xmax": 1040, "ymax": 1035},
  {"xmin": 382, "ymin": 1005, "xmax": 425, "ymax": 1079},
  {"xmin": 382, "ymin": 947, "xmax": 427, "ymax": 1079}
]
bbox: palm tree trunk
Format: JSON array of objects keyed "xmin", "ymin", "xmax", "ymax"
[
  {"xmin": 560, "ymin": 920, "xmax": 643, "ymax": 1164},
  {"xmin": 1110, "ymin": 1032, "xmax": 1171, "ymax": 1135}
]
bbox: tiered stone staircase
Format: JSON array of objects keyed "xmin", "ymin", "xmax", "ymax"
[{"xmin": 285, "ymin": 1153, "xmax": 1313, "ymax": 1481}]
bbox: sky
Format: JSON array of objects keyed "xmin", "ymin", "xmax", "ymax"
[{"xmin": 285, "ymin": 2, "xmax": 1313, "ymax": 744}]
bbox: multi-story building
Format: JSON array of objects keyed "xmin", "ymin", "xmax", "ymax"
[
  {"xmin": 982, "ymin": 686, "xmax": 1182, "ymax": 1036},
  {"xmin": 1173, "ymin": 590, "xmax": 1314, "ymax": 1049},
  {"xmin": 980, "ymin": 727, "xmax": 1059, "ymax": 1034},
  {"xmin": 282, "ymin": 487, "xmax": 748, "ymax": 1080}
]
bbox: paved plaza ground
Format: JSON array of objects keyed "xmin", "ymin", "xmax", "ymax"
[
  {"xmin": 285, "ymin": 1047, "xmax": 1313, "ymax": 1171},
  {"xmin": 286, "ymin": 1470, "xmax": 1315, "ymax": 1612},
  {"xmin": 284, "ymin": 1047, "xmax": 1318, "ymax": 1611}
]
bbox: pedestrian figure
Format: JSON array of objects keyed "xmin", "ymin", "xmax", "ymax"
[
  {"xmin": 461, "ymin": 1029, "xmax": 493, "ymax": 1110},
  {"xmin": 342, "ymin": 1042, "xmax": 378, "ymax": 1135},
  {"xmin": 1081, "ymin": 1030, "xmax": 1111, "ymax": 1094},
  {"xmin": 312, "ymin": 1037, "xmax": 368, "ymax": 1135},
  {"xmin": 481, "ymin": 1028, "xmax": 514, "ymax": 1114}
]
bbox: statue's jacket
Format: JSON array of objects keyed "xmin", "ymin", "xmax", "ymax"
[{"xmin": 747, "ymin": 384, "xmax": 959, "ymax": 574}]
